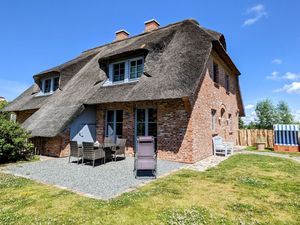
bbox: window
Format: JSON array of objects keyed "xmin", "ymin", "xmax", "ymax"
[
  {"xmin": 136, "ymin": 108, "xmax": 157, "ymax": 148},
  {"xmin": 211, "ymin": 109, "xmax": 216, "ymax": 132},
  {"xmin": 213, "ymin": 63, "xmax": 219, "ymax": 83},
  {"xmin": 113, "ymin": 62, "xmax": 125, "ymax": 82},
  {"xmin": 106, "ymin": 57, "xmax": 144, "ymax": 85},
  {"xmin": 106, "ymin": 110, "xmax": 123, "ymax": 142},
  {"xmin": 225, "ymin": 74, "xmax": 230, "ymax": 92},
  {"xmin": 10, "ymin": 113, "xmax": 16, "ymax": 123},
  {"xmin": 130, "ymin": 59, "xmax": 143, "ymax": 79},
  {"xmin": 44, "ymin": 79, "xmax": 52, "ymax": 93},
  {"xmin": 53, "ymin": 77, "xmax": 60, "ymax": 91},
  {"xmin": 228, "ymin": 113, "xmax": 233, "ymax": 132},
  {"xmin": 40, "ymin": 76, "xmax": 60, "ymax": 94}
]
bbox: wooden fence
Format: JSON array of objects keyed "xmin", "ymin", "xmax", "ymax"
[{"xmin": 237, "ymin": 129, "xmax": 274, "ymax": 148}]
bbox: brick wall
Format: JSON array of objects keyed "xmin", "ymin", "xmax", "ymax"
[
  {"xmin": 42, "ymin": 128, "xmax": 70, "ymax": 157},
  {"xmin": 189, "ymin": 52, "xmax": 239, "ymax": 162},
  {"xmin": 15, "ymin": 109, "xmax": 37, "ymax": 124}
]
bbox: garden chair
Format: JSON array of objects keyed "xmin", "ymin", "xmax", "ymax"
[
  {"xmin": 114, "ymin": 137, "xmax": 127, "ymax": 161},
  {"xmin": 68, "ymin": 141, "xmax": 83, "ymax": 164},
  {"xmin": 82, "ymin": 142, "xmax": 105, "ymax": 167},
  {"xmin": 134, "ymin": 136, "xmax": 157, "ymax": 178},
  {"xmin": 212, "ymin": 136, "xmax": 234, "ymax": 156}
]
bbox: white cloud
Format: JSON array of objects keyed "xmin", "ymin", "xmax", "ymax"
[
  {"xmin": 267, "ymin": 71, "xmax": 300, "ymax": 81},
  {"xmin": 282, "ymin": 72, "xmax": 300, "ymax": 80},
  {"xmin": 245, "ymin": 104, "xmax": 255, "ymax": 109},
  {"xmin": 242, "ymin": 110, "xmax": 257, "ymax": 125},
  {"xmin": 0, "ymin": 79, "xmax": 29, "ymax": 101},
  {"xmin": 274, "ymin": 82, "xmax": 300, "ymax": 94},
  {"xmin": 243, "ymin": 4, "xmax": 267, "ymax": 26},
  {"xmin": 271, "ymin": 59, "xmax": 283, "ymax": 64},
  {"xmin": 267, "ymin": 71, "xmax": 279, "ymax": 80}
]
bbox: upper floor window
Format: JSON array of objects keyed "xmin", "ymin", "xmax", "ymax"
[
  {"xmin": 213, "ymin": 63, "xmax": 219, "ymax": 83},
  {"xmin": 41, "ymin": 76, "xmax": 60, "ymax": 94},
  {"xmin": 113, "ymin": 62, "xmax": 125, "ymax": 82},
  {"xmin": 105, "ymin": 57, "xmax": 144, "ymax": 86},
  {"xmin": 225, "ymin": 74, "xmax": 230, "ymax": 92},
  {"xmin": 130, "ymin": 58, "xmax": 143, "ymax": 79}
]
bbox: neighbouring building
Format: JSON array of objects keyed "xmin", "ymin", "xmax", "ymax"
[
  {"xmin": 3, "ymin": 19, "xmax": 244, "ymax": 163},
  {"xmin": 0, "ymin": 96, "xmax": 6, "ymax": 101}
]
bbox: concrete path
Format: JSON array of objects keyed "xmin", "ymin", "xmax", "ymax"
[{"xmin": 189, "ymin": 155, "xmax": 230, "ymax": 171}]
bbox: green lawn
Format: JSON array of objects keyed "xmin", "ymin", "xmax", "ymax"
[{"xmin": 1, "ymin": 154, "xmax": 300, "ymax": 225}]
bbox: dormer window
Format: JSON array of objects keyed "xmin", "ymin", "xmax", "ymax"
[
  {"xmin": 113, "ymin": 62, "xmax": 125, "ymax": 82},
  {"xmin": 104, "ymin": 57, "xmax": 144, "ymax": 86},
  {"xmin": 40, "ymin": 76, "xmax": 60, "ymax": 95},
  {"xmin": 130, "ymin": 58, "xmax": 143, "ymax": 79}
]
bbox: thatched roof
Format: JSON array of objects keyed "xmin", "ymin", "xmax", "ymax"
[{"xmin": 4, "ymin": 19, "xmax": 244, "ymax": 137}]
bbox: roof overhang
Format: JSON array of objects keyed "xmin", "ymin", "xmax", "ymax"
[{"xmin": 212, "ymin": 40, "xmax": 240, "ymax": 76}]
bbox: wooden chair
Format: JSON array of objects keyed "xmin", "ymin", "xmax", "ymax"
[
  {"xmin": 82, "ymin": 142, "xmax": 105, "ymax": 167},
  {"xmin": 69, "ymin": 141, "xmax": 83, "ymax": 164},
  {"xmin": 114, "ymin": 137, "xmax": 127, "ymax": 161}
]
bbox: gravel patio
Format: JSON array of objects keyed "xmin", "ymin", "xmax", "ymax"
[{"xmin": 3, "ymin": 157, "xmax": 186, "ymax": 200}]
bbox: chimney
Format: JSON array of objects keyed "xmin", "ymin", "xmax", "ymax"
[
  {"xmin": 144, "ymin": 19, "xmax": 160, "ymax": 32},
  {"xmin": 115, "ymin": 29, "xmax": 129, "ymax": 41}
]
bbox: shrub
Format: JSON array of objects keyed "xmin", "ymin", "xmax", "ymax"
[{"xmin": 0, "ymin": 117, "xmax": 34, "ymax": 163}]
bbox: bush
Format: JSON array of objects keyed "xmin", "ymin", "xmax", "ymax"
[{"xmin": 0, "ymin": 117, "xmax": 34, "ymax": 163}]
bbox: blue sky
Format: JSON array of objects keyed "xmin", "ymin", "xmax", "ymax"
[{"xmin": 0, "ymin": 0, "xmax": 300, "ymax": 122}]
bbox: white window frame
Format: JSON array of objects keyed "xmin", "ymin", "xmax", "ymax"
[
  {"xmin": 38, "ymin": 76, "xmax": 60, "ymax": 96},
  {"xmin": 103, "ymin": 57, "xmax": 144, "ymax": 86},
  {"xmin": 129, "ymin": 57, "xmax": 144, "ymax": 80}
]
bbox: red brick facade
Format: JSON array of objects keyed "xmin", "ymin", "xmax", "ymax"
[{"xmin": 17, "ymin": 52, "xmax": 240, "ymax": 163}]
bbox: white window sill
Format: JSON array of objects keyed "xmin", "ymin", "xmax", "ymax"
[
  {"xmin": 102, "ymin": 78, "xmax": 139, "ymax": 87},
  {"xmin": 35, "ymin": 91, "xmax": 54, "ymax": 97}
]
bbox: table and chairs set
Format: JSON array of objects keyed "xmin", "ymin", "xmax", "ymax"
[
  {"xmin": 68, "ymin": 137, "xmax": 127, "ymax": 167},
  {"xmin": 68, "ymin": 135, "xmax": 158, "ymax": 178}
]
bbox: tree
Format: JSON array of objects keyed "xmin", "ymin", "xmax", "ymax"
[
  {"xmin": 255, "ymin": 99, "xmax": 278, "ymax": 129},
  {"xmin": 0, "ymin": 100, "xmax": 34, "ymax": 163},
  {"xmin": 276, "ymin": 101, "xmax": 294, "ymax": 124},
  {"xmin": 239, "ymin": 117, "xmax": 245, "ymax": 129}
]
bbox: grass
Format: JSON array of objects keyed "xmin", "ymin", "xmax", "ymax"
[
  {"xmin": 1, "ymin": 154, "xmax": 300, "ymax": 224},
  {"xmin": 245, "ymin": 146, "xmax": 300, "ymax": 157}
]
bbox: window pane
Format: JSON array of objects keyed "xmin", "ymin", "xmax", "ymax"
[
  {"xmin": 130, "ymin": 61, "xmax": 136, "ymax": 67},
  {"xmin": 148, "ymin": 123, "xmax": 157, "ymax": 137},
  {"xmin": 106, "ymin": 122, "xmax": 114, "ymax": 136},
  {"xmin": 137, "ymin": 59, "xmax": 143, "ymax": 65},
  {"xmin": 137, "ymin": 123, "xmax": 145, "ymax": 136},
  {"xmin": 116, "ymin": 110, "xmax": 123, "ymax": 122},
  {"xmin": 116, "ymin": 123, "xmax": 123, "ymax": 137},
  {"xmin": 53, "ymin": 77, "xmax": 59, "ymax": 91},
  {"xmin": 148, "ymin": 108, "xmax": 157, "ymax": 122},
  {"xmin": 107, "ymin": 110, "xmax": 114, "ymax": 122},
  {"xmin": 44, "ymin": 79, "xmax": 51, "ymax": 93},
  {"xmin": 120, "ymin": 62, "xmax": 125, "ymax": 69},
  {"xmin": 137, "ymin": 109, "xmax": 145, "ymax": 122}
]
